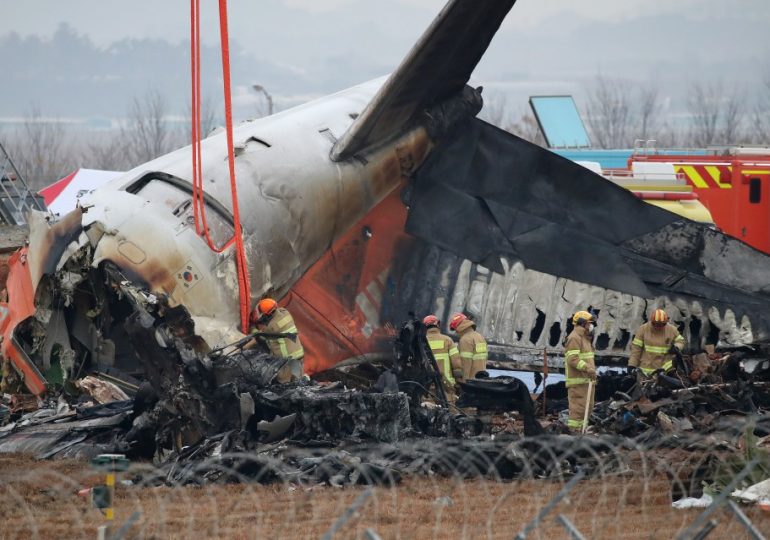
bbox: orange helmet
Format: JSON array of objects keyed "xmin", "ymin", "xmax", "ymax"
[
  {"xmin": 257, "ymin": 298, "xmax": 278, "ymax": 318},
  {"xmin": 449, "ymin": 313, "xmax": 467, "ymax": 331},
  {"xmin": 423, "ymin": 315, "xmax": 440, "ymax": 327},
  {"xmin": 651, "ymin": 309, "xmax": 669, "ymax": 325}
]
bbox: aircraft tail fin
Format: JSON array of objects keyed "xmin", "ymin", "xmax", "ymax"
[{"xmin": 330, "ymin": 0, "xmax": 516, "ymax": 161}]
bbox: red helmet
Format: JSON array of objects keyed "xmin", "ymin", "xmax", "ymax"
[
  {"xmin": 651, "ymin": 309, "xmax": 668, "ymax": 326},
  {"xmin": 257, "ymin": 298, "xmax": 278, "ymax": 318},
  {"xmin": 449, "ymin": 313, "xmax": 467, "ymax": 332},
  {"xmin": 422, "ymin": 315, "xmax": 439, "ymax": 327},
  {"xmin": 249, "ymin": 309, "xmax": 260, "ymax": 325}
]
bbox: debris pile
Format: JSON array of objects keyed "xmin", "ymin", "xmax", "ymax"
[
  {"xmin": 584, "ymin": 350, "xmax": 770, "ymax": 440},
  {"xmin": 4, "ymin": 312, "xmax": 770, "ymax": 499}
]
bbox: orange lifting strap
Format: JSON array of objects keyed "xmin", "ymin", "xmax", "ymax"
[{"xmin": 190, "ymin": 0, "xmax": 252, "ymax": 333}]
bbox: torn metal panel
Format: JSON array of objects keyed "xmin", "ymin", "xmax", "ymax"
[
  {"xmin": 24, "ymin": 208, "xmax": 83, "ymax": 291},
  {"xmin": 402, "ymin": 118, "xmax": 770, "ymax": 355},
  {"xmin": 75, "ymin": 376, "xmax": 130, "ymax": 404},
  {"xmin": 0, "ymin": 401, "xmax": 133, "ymax": 459},
  {"xmin": 256, "ymin": 413, "xmax": 296, "ymax": 443}
]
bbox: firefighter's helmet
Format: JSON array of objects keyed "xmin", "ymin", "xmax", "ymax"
[
  {"xmin": 257, "ymin": 298, "xmax": 278, "ymax": 318},
  {"xmin": 422, "ymin": 315, "xmax": 440, "ymax": 328},
  {"xmin": 651, "ymin": 308, "xmax": 669, "ymax": 325},
  {"xmin": 449, "ymin": 313, "xmax": 467, "ymax": 332},
  {"xmin": 572, "ymin": 310, "xmax": 594, "ymax": 326}
]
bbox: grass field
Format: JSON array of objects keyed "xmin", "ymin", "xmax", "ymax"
[{"xmin": 2, "ymin": 453, "xmax": 769, "ymax": 539}]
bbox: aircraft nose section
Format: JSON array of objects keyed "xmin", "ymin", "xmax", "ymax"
[{"xmin": 77, "ymin": 189, "xmax": 240, "ymax": 322}]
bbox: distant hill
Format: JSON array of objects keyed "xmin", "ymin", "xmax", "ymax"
[
  {"xmin": 0, "ymin": 3, "xmax": 767, "ymax": 124},
  {"xmin": 0, "ymin": 24, "xmax": 335, "ymax": 120}
]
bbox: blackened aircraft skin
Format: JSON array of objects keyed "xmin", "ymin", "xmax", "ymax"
[{"xmin": 406, "ymin": 119, "xmax": 770, "ymax": 343}]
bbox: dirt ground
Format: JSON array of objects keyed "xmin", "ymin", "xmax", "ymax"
[{"xmin": 1, "ymin": 453, "xmax": 769, "ymax": 539}]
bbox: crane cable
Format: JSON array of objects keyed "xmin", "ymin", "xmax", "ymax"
[{"xmin": 190, "ymin": 0, "xmax": 252, "ymax": 333}]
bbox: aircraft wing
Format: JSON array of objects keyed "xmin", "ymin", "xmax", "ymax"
[{"xmin": 331, "ymin": 0, "xmax": 517, "ymax": 161}]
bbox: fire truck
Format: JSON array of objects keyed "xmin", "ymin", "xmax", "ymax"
[
  {"xmin": 531, "ymin": 96, "xmax": 770, "ymax": 254},
  {"xmin": 576, "ymin": 159, "xmax": 715, "ymax": 225},
  {"xmin": 630, "ymin": 145, "xmax": 770, "ymax": 253}
]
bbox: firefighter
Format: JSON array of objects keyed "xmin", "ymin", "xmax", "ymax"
[
  {"xmin": 565, "ymin": 310, "xmax": 597, "ymax": 432},
  {"xmin": 423, "ymin": 314, "xmax": 462, "ymax": 401},
  {"xmin": 628, "ymin": 308, "xmax": 685, "ymax": 377},
  {"xmin": 449, "ymin": 313, "xmax": 487, "ymax": 381},
  {"xmin": 245, "ymin": 298, "xmax": 304, "ymax": 383}
]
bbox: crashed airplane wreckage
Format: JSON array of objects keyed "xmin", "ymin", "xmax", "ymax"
[{"xmin": 3, "ymin": 0, "xmax": 770, "ymax": 464}]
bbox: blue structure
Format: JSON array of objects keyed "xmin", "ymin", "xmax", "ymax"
[
  {"xmin": 528, "ymin": 94, "xmax": 707, "ymax": 169},
  {"xmin": 554, "ymin": 149, "xmax": 708, "ymax": 170},
  {"xmin": 553, "ymin": 149, "xmax": 634, "ymax": 169},
  {"xmin": 529, "ymin": 96, "xmax": 590, "ymax": 148}
]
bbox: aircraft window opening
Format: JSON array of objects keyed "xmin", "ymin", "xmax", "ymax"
[
  {"xmin": 127, "ymin": 174, "xmax": 235, "ymax": 246},
  {"xmin": 247, "ymin": 136, "xmax": 271, "ymax": 148},
  {"xmin": 173, "ymin": 199, "xmax": 192, "ymax": 217}
]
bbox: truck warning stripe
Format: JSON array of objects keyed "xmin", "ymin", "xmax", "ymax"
[
  {"xmin": 704, "ymin": 165, "xmax": 731, "ymax": 189},
  {"xmin": 676, "ymin": 165, "xmax": 709, "ymax": 188},
  {"xmin": 676, "ymin": 164, "xmax": 733, "ymax": 189}
]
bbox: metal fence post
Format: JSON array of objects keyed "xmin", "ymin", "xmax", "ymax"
[
  {"xmin": 514, "ymin": 470, "xmax": 586, "ymax": 540},
  {"xmin": 726, "ymin": 500, "xmax": 766, "ymax": 540},
  {"xmin": 321, "ymin": 487, "xmax": 373, "ymax": 540},
  {"xmin": 556, "ymin": 514, "xmax": 587, "ymax": 540}
]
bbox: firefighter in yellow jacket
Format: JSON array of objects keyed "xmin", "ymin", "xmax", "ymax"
[
  {"xmin": 628, "ymin": 308, "xmax": 684, "ymax": 377},
  {"xmin": 423, "ymin": 315, "xmax": 462, "ymax": 402},
  {"xmin": 564, "ymin": 310, "xmax": 597, "ymax": 432},
  {"xmin": 245, "ymin": 298, "xmax": 304, "ymax": 383},
  {"xmin": 449, "ymin": 313, "xmax": 487, "ymax": 381}
]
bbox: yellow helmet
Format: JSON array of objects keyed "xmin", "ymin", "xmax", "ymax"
[{"xmin": 572, "ymin": 310, "xmax": 594, "ymax": 325}]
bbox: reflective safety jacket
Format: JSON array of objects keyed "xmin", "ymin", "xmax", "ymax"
[
  {"xmin": 455, "ymin": 319, "xmax": 488, "ymax": 380},
  {"xmin": 426, "ymin": 327, "xmax": 461, "ymax": 384},
  {"xmin": 254, "ymin": 307, "xmax": 304, "ymax": 360},
  {"xmin": 564, "ymin": 325, "xmax": 596, "ymax": 387},
  {"xmin": 629, "ymin": 322, "xmax": 684, "ymax": 375}
]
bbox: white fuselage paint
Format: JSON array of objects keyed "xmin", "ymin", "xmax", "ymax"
[{"xmin": 66, "ymin": 77, "xmax": 432, "ymax": 346}]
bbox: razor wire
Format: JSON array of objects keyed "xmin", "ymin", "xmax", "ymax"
[{"xmin": 3, "ymin": 413, "xmax": 770, "ymax": 540}]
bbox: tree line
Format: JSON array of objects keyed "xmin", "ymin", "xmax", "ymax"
[
  {"xmin": 3, "ymin": 73, "xmax": 770, "ymax": 190},
  {"xmin": 1, "ymin": 89, "xmax": 223, "ymax": 189},
  {"xmin": 484, "ymin": 73, "xmax": 770, "ymax": 150}
]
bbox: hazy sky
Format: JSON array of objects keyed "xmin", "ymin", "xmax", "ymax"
[
  {"xmin": 4, "ymin": 0, "xmax": 768, "ymax": 44},
  {"xmin": 1, "ymin": 0, "xmax": 768, "ymax": 122}
]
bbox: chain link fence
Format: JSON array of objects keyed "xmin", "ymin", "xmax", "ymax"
[{"xmin": 3, "ymin": 413, "xmax": 770, "ymax": 539}]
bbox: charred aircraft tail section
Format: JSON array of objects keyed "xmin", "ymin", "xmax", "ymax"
[{"xmin": 405, "ymin": 118, "xmax": 770, "ymax": 343}]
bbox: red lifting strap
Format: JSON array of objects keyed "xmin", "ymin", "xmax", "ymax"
[{"xmin": 190, "ymin": 0, "xmax": 252, "ymax": 333}]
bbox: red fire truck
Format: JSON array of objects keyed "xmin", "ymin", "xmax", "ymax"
[{"xmin": 630, "ymin": 146, "xmax": 770, "ymax": 253}]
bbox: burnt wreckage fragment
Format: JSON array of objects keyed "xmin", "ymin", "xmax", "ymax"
[
  {"xmin": 403, "ymin": 118, "xmax": 770, "ymax": 349},
  {"xmin": 120, "ymin": 286, "xmax": 417, "ymax": 449}
]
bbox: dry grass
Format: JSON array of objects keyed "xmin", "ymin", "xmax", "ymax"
[{"xmin": 1, "ymin": 453, "xmax": 770, "ymax": 539}]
